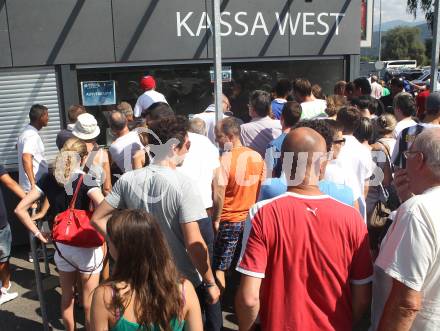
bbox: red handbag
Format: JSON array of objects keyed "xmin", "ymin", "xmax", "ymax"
[{"xmin": 52, "ymin": 175, "xmax": 104, "ymax": 248}]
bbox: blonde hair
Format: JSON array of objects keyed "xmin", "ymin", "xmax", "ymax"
[
  {"xmin": 376, "ymin": 114, "xmax": 397, "ymax": 136},
  {"xmin": 54, "ymin": 138, "xmax": 88, "ymax": 185}
]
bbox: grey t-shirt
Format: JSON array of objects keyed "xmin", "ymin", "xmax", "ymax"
[{"xmin": 105, "ymin": 164, "xmax": 207, "ymax": 286}]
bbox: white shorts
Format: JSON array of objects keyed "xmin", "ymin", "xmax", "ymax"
[{"xmin": 54, "ymin": 243, "xmax": 104, "ymax": 274}]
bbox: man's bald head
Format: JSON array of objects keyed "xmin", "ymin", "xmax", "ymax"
[
  {"xmin": 282, "ymin": 127, "xmax": 327, "ymax": 154},
  {"xmin": 109, "ymin": 110, "xmax": 128, "ymax": 133},
  {"xmin": 281, "ymin": 127, "xmax": 327, "ymax": 187}
]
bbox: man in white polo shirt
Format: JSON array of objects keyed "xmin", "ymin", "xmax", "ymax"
[
  {"xmin": 17, "ymin": 104, "xmax": 49, "ymax": 191},
  {"xmin": 133, "ymin": 75, "xmax": 168, "ymax": 118}
]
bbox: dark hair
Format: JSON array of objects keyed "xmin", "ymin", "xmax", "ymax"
[
  {"xmin": 281, "ymin": 102, "xmax": 302, "ymax": 128},
  {"xmin": 109, "ymin": 111, "xmax": 128, "ymax": 132},
  {"xmin": 219, "ymin": 117, "xmax": 242, "ymax": 136},
  {"xmin": 275, "ymin": 79, "xmax": 292, "ymax": 98},
  {"xmin": 293, "ymin": 78, "xmax": 312, "ymax": 97},
  {"xmin": 295, "ymin": 119, "xmax": 332, "ymax": 152},
  {"xmin": 312, "ymin": 84, "xmax": 324, "ymax": 99},
  {"xmin": 345, "ymin": 81, "xmax": 355, "ymax": 94},
  {"xmin": 390, "ymin": 77, "xmax": 404, "ymax": 89},
  {"xmin": 142, "ymin": 102, "xmax": 174, "ymax": 120},
  {"xmin": 351, "ymin": 95, "xmax": 382, "ymax": 116},
  {"xmin": 337, "ymin": 106, "xmax": 362, "ymax": 133},
  {"xmin": 325, "ymin": 95, "xmax": 346, "ymax": 117},
  {"xmin": 105, "ymin": 209, "xmax": 183, "ymax": 331},
  {"xmin": 334, "ymin": 81, "xmax": 346, "ymax": 95},
  {"xmin": 393, "ymin": 92, "xmax": 416, "ymax": 117},
  {"xmin": 249, "ymin": 90, "xmax": 271, "ymax": 117},
  {"xmin": 67, "ymin": 105, "xmax": 86, "ymax": 123},
  {"xmin": 323, "ymin": 119, "xmax": 344, "ymax": 139},
  {"xmin": 353, "ymin": 117, "xmax": 373, "ymax": 144},
  {"xmin": 351, "ymin": 96, "xmax": 371, "ymax": 110},
  {"xmin": 353, "ymin": 77, "xmax": 372, "ymax": 95},
  {"xmin": 29, "ymin": 104, "xmax": 48, "ymax": 123},
  {"xmin": 147, "ymin": 115, "xmax": 189, "ymax": 150}
]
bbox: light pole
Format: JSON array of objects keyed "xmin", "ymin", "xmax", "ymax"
[
  {"xmin": 431, "ymin": 0, "xmax": 440, "ymax": 92},
  {"xmin": 378, "ymin": 0, "xmax": 382, "ymax": 62}
]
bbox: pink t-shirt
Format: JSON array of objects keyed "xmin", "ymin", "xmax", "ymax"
[{"xmin": 237, "ymin": 192, "xmax": 373, "ymax": 331}]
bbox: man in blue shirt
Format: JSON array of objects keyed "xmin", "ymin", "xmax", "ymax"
[
  {"xmin": 271, "ymin": 79, "xmax": 292, "ymax": 120},
  {"xmin": 266, "ymin": 102, "xmax": 302, "ymax": 177}
]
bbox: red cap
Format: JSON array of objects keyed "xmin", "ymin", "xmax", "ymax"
[{"xmin": 140, "ymin": 75, "xmax": 156, "ymax": 91}]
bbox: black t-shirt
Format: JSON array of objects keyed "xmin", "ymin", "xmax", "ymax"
[
  {"xmin": 37, "ymin": 172, "xmax": 99, "ymax": 217},
  {"xmin": 0, "ymin": 165, "xmax": 8, "ymax": 228},
  {"xmin": 380, "ymin": 95, "xmax": 394, "ymax": 113}
]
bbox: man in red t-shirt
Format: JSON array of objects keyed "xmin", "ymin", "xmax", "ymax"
[
  {"xmin": 235, "ymin": 127, "xmax": 373, "ymax": 331},
  {"xmin": 416, "ymin": 87, "xmax": 430, "ymax": 119}
]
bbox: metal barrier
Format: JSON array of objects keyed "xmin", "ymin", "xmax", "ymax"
[{"xmin": 29, "ymin": 209, "xmax": 51, "ymax": 331}]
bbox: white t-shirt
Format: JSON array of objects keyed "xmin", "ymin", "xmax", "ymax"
[
  {"xmin": 393, "ymin": 118, "xmax": 417, "ymax": 139},
  {"xmin": 133, "ymin": 90, "xmax": 168, "ymax": 117},
  {"xmin": 372, "ymin": 186, "xmax": 440, "ymax": 331},
  {"xmin": 300, "ymin": 99, "xmax": 327, "ymax": 120},
  {"xmin": 333, "ymin": 135, "xmax": 373, "ymax": 220},
  {"xmin": 193, "ymin": 105, "xmax": 229, "ymax": 145},
  {"xmin": 371, "ymin": 82, "xmax": 384, "ymax": 99},
  {"xmin": 17, "ymin": 124, "xmax": 48, "ymax": 191},
  {"xmin": 177, "ymin": 132, "xmax": 220, "ymax": 209},
  {"xmin": 109, "ymin": 131, "xmax": 143, "ymax": 172}
]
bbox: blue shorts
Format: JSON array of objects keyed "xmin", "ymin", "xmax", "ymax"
[
  {"xmin": 213, "ymin": 221, "xmax": 244, "ymax": 271},
  {"xmin": 0, "ymin": 224, "xmax": 12, "ymax": 263}
]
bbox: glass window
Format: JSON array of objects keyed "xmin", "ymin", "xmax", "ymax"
[{"xmin": 77, "ymin": 59, "xmax": 344, "ymax": 143}]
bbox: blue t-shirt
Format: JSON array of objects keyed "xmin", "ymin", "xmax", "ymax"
[
  {"xmin": 258, "ymin": 176, "xmax": 355, "ymax": 207},
  {"xmin": 271, "ymin": 99, "xmax": 286, "ymax": 120},
  {"xmin": 266, "ymin": 133, "xmax": 287, "ymax": 178}
]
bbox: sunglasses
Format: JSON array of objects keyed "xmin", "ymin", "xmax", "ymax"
[{"xmin": 332, "ymin": 138, "xmax": 346, "ymax": 145}]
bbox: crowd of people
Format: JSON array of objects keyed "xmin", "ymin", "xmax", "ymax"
[{"xmin": 0, "ymin": 73, "xmax": 439, "ymax": 331}]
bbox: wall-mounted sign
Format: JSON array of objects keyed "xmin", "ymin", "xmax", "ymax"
[
  {"xmin": 81, "ymin": 81, "xmax": 116, "ymax": 106},
  {"xmin": 361, "ymin": 0, "xmax": 373, "ymax": 48},
  {"xmin": 210, "ymin": 66, "xmax": 232, "ymax": 83}
]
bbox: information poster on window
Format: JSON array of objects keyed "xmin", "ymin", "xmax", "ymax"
[
  {"xmin": 361, "ymin": 0, "xmax": 373, "ymax": 48},
  {"xmin": 81, "ymin": 80, "xmax": 116, "ymax": 106},
  {"xmin": 210, "ymin": 66, "xmax": 232, "ymax": 83}
]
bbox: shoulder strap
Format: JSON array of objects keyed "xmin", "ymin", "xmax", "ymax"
[
  {"xmin": 83, "ymin": 145, "xmax": 100, "ymax": 174},
  {"xmin": 69, "ymin": 175, "xmax": 84, "ymax": 209},
  {"xmin": 376, "ymin": 140, "xmax": 394, "ymax": 173},
  {"xmin": 181, "ymin": 281, "xmax": 186, "ymax": 306},
  {"xmin": 112, "ymin": 285, "xmax": 122, "ymax": 321}
]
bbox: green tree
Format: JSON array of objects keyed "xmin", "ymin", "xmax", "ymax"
[
  {"xmin": 381, "ymin": 27, "xmax": 427, "ymax": 65},
  {"xmin": 407, "ymin": 0, "xmax": 434, "ymax": 28}
]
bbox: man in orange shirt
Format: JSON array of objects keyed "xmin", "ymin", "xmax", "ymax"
[{"xmin": 213, "ymin": 117, "xmax": 265, "ymax": 290}]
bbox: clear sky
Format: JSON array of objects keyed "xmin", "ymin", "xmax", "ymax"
[{"xmin": 374, "ymin": 0, "xmax": 425, "ymax": 23}]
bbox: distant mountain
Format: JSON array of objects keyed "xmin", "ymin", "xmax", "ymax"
[
  {"xmin": 362, "ymin": 21, "xmax": 432, "ymax": 56},
  {"xmin": 374, "ymin": 19, "xmax": 426, "ymax": 32}
]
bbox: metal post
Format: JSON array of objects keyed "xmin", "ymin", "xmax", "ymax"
[
  {"xmin": 29, "ymin": 210, "xmax": 50, "ymax": 331},
  {"xmin": 431, "ymin": 0, "xmax": 440, "ymax": 92},
  {"xmin": 378, "ymin": 0, "xmax": 382, "ymax": 62},
  {"xmin": 212, "ymin": 0, "xmax": 223, "ymax": 124}
]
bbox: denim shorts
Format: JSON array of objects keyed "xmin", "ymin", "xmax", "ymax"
[
  {"xmin": 0, "ymin": 224, "xmax": 12, "ymax": 263},
  {"xmin": 213, "ymin": 221, "xmax": 245, "ymax": 271}
]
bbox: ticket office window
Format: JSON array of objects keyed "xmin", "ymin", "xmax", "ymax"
[{"xmin": 77, "ymin": 58, "xmax": 344, "ymax": 143}]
